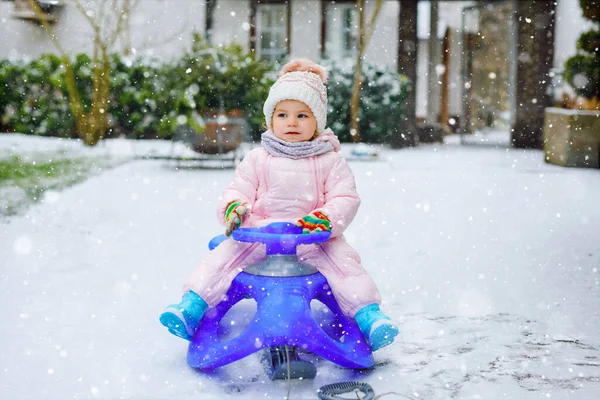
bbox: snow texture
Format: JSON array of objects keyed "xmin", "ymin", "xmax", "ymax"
[{"xmin": 1, "ymin": 131, "xmax": 599, "ymax": 399}]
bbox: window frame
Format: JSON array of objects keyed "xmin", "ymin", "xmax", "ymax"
[
  {"xmin": 250, "ymin": 0, "xmax": 291, "ymax": 64},
  {"xmin": 321, "ymin": 0, "xmax": 358, "ymax": 60}
]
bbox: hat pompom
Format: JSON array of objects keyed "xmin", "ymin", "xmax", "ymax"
[{"xmin": 279, "ymin": 59, "xmax": 328, "ymax": 83}]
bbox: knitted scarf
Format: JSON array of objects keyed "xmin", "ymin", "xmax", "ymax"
[{"xmin": 261, "ymin": 131, "xmax": 334, "ymax": 159}]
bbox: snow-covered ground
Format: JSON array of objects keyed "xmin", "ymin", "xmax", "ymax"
[{"xmin": 1, "ymin": 131, "xmax": 599, "ymax": 399}]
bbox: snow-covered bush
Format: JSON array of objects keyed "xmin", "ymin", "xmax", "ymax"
[
  {"xmin": 170, "ymin": 34, "xmax": 275, "ymax": 140},
  {"xmin": 0, "ymin": 35, "xmax": 275, "ymax": 141},
  {"xmin": 323, "ymin": 59, "xmax": 412, "ymax": 143},
  {"xmin": 1, "ymin": 43, "xmax": 411, "ymax": 143},
  {"xmin": 0, "ymin": 54, "xmax": 75, "ymax": 138},
  {"xmin": 109, "ymin": 55, "xmax": 179, "ymax": 139},
  {"xmin": 0, "ymin": 59, "xmax": 20, "ymax": 132}
]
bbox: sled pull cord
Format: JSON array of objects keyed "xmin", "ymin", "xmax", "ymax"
[{"xmin": 318, "ymin": 381, "xmax": 375, "ymax": 400}]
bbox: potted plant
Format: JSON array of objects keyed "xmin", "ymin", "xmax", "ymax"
[
  {"xmin": 544, "ymin": 0, "xmax": 600, "ymax": 168},
  {"xmin": 171, "ymin": 34, "xmax": 274, "ymax": 154}
]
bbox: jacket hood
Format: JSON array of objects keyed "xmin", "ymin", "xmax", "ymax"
[{"xmin": 315, "ymin": 128, "xmax": 341, "ymax": 152}]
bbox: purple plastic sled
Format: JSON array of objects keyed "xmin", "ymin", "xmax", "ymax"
[{"xmin": 187, "ymin": 223, "xmax": 374, "ymax": 371}]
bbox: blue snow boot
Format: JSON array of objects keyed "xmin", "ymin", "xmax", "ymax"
[
  {"xmin": 159, "ymin": 291, "xmax": 208, "ymax": 341},
  {"xmin": 354, "ymin": 304, "xmax": 399, "ymax": 351}
]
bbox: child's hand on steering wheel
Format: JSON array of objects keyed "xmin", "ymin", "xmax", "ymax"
[
  {"xmin": 225, "ymin": 201, "xmax": 250, "ymax": 237},
  {"xmin": 295, "ymin": 211, "xmax": 331, "ymax": 234}
]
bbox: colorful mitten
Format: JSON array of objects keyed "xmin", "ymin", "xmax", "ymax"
[
  {"xmin": 225, "ymin": 201, "xmax": 249, "ymax": 236},
  {"xmin": 295, "ymin": 211, "xmax": 332, "ymax": 234},
  {"xmin": 354, "ymin": 304, "xmax": 399, "ymax": 351},
  {"xmin": 159, "ymin": 291, "xmax": 208, "ymax": 341}
]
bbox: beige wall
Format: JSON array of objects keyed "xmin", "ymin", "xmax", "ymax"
[
  {"xmin": 210, "ymin": 0, "xmax": 250, "ymax": 52},
  {"xmin": 0, "ymin": 0, "xmax": 205, "ymax": 60},
  {"xmin": 364, "ymin": 1, "xmax": 399, "ymax": 66},
  {"xmin": 1, "ymin": 2, "xmax": 92, "ymax": 60},
  {"xmin": 554, "ymin": 0, "xmax": 595, "ymax": 71},
  {"xmin": 290, "ymin": 0, "xmax": 321, "ymax": 61},
  {"xmin": 1, "ymin": 0, "xmax": 588, "ymax": 124}
]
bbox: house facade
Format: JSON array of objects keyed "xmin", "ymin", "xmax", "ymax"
[{"xmin": 0, "ymin": 0, "xmax": 593, "ymax": 132}]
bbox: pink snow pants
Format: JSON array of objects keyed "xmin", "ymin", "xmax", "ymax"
[{"xmin": 183, "ymin": 236, "xmax": 382, "ymax": 318}]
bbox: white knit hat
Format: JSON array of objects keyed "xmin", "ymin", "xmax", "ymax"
[{"xmin": 263, "ymin": 59, "xmax": 328, "ymax": 134}]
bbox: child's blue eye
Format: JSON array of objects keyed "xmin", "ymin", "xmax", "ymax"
[
  {"xmin": 277, "ymin": 113, "xmax": 287, "ymax": 118},
  {"xmin": 298, "ymin": 114, "xmax": 308, "ymax": 118}
]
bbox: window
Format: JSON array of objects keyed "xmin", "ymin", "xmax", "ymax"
[
  {"xmin": 255, "ymin": 4, "xmax": 289, "ymax": 63},
  {"xmin": 324, "ymin": 2, "xmax": 358, "ymax": 59}
]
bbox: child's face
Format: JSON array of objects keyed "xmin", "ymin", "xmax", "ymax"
[{"xmin": 271, "ymin": 100, "xmax": 317, "ymax": 143}]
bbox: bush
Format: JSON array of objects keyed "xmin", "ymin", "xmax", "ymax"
[
  {"xmin": 2, "ymin": 54, "xmax": 75, "ymax": 137},
  {"xmin": 1, "ymin": 40, "xmax": 412, "ymax": 143},
  {"xmin": 564, "ymin": 0, "xmax": 600, "ymax": 102},
  {"xmin": 0, "ymin": 34, "xmax": 275, "ymax": 141},
  {"xmin": 323, "ymin": 59, "xmax": 412, "ymax": 143},
  {"xmin": 0, "ymin": 59, "xmax": 21, "ymax": 131},
  {"xmin": 109, "ymin": 56, "xmax": 179, "ymax": 139},
  {"xmin": 564, "ymin": 54, "xmax": 600, "ymax": 99},
  {"xmin": 170, "ymin": 34, "xmax": 275, "ymax": 140},
  {"xmin": 578, "ymin": 29, "xmax": 600, "ymax": 55}
]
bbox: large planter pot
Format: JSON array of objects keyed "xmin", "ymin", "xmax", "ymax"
[
  {"xmin": 189, "ymin": 109, "xmax": 246, "ymax": 155},
  {"xmin": 543, "ymin": 107, "xmax": 600, "ymax": 168}
]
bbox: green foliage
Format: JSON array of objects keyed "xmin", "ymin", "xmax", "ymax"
[
  {"xmin": 324, "ymin": 59, "xmax": 412, "ymax": 143},
  {"xmin": 578, "ymin": 29, "xmax": 600, "ymax": 55},
  {"xmin": 4, "ymin": 54, "xmax": 76, "ymax": 137},
  {"xmin": 0, "ymin": 154, "xmax": 118, "ymax": 216},
  {"xmin": 564, "ymin": 54, "xmax": 600, "ymax": 99},
  {"xmin": 0, "ymin": 35, "xmax": 412, "ymax": 143},
  {"xmin": 0, "ymin": 33, "xmax": 275, "ymax": 141},
  {"xmin": 0, "ymin": 59, "xmax": 20, "ymax": 131},
  {"xmin": 0, "ymin": 53, "xmax": 102, "ymax": 137},
  {"xmin": 71, "ymin": 53, "xmax": 95, "ymax": 111},
  {"xmin": 110, "ymin": 55, "xmax": 179, "ymax": 139},
  {"xmin": 172, "ymin": 34, "xmax": 275, "ymax": 139},
  {"xmin": 565, "ymin": 0, "xmax": 600, "ymax": 99},
  {"xmin": 0, "ymin": 155, "xmax": 83, "ymax": 182}
]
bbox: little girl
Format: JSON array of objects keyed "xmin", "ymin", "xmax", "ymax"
[{"xmin": 160, "ymin": 59, "xmax": 398, "ymax": 351}]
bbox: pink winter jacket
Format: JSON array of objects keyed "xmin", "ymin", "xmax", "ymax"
[
  {"xmin": 186, "ymin": 132, "xmax": 381, "ymax": 315},
  {"xmin": 217, "ymin": 133, "xmax": 360, "ymax": 237}
]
